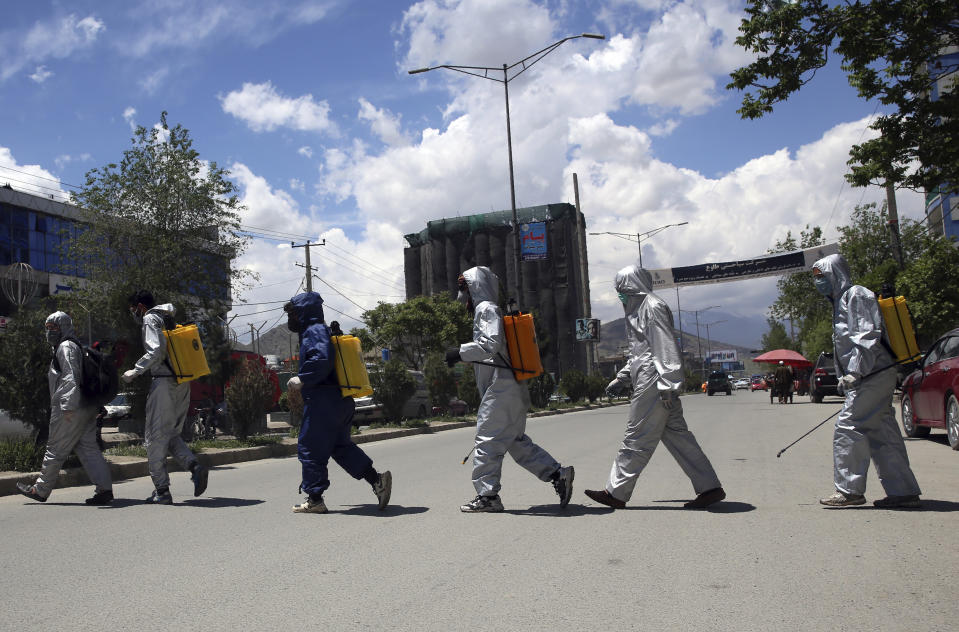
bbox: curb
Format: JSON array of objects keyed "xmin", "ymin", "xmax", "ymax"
[{"xmin": 0, "ymin": 404, "xmax": 624, "ymax": 498}]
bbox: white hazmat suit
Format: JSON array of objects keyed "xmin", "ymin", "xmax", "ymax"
[
  {"xmin": 32, "ymin": 312, "xmax": 112, "ymax": 499},
  {"xmin": 459, "ymin": 266, "xmax": 562, "ymax": 499},
  {"xmin": 813, "ymin": 254, "xmax": 921, "ymax": 501},
  {"xmin": 127, "ymin": 303, "xmax": 200, "ymax": 494},
  {"xmin": 600, "ymin": 265, "xmax": 722, "ymax": 505}
]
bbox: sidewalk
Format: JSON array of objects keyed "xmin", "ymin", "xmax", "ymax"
[{"xmin": 0, "ymin": 401, "xmax": 624, "ymax": 497}]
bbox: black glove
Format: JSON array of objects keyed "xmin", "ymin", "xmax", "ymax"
[{"xmin": 445, "ymin": 347, "xmax": 461, "ymax": 368}]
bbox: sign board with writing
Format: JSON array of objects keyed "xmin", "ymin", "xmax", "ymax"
[
  {"xmin": 575, "ymin": 318, "xmax": 600, "ymax": 342},
  {"xmin": 708, "ymin": 349, "xmax": 738, "ymax": 363},
  {"xmin": 520, "ymin": 222, "xmax": 548, "ymax": 261},
  {"xmin": 648, "ymin": 243, "xmax": 838, "ymax": 290}
]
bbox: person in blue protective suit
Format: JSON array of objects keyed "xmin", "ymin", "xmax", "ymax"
[
  {"xmin": 123, "ymin": 290, "xmax": 208, "ymax": 505},
  {"xmin": 17, "ymin": 311, "xmax": 113, "ymax": 505},
  {"xmin": 584, "ymin": 263, "xmax": 724, "ymax": 510},
  {"xmin": 445, "ymin": 267, "xmax": 574, "ymax": 513},
  {"xmin": 284, "ymin": 292, "xmax": 391, "ymax": 514},
  {"xmin": 812, "ymin": 254, "xmax": 921, "ymax": 508}
]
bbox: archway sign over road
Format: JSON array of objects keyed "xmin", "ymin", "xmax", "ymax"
[{"xmin": 648, "ymin": 243, "xmax": 838, "ymax": 290}]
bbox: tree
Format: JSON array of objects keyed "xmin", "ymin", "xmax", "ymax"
[
  {"xmin": 457, "ymin": 364, "xmax": 481, "ymax": 412},
  {"xmin": 728, "ymin": 1, "xmax": 959, "ymax": 194},
  {"xmin": 896, "ymin": 235, "xmax": 959, "ymax": 345},
  {"xmin": 559, "ymin": 369, "xmax": 588, "ymax": 403},
  {"xmin": 361, "ymin": 294, "xmax": 472, "ymax": 371},
  {"xmin": 369, "ymin": 358, "xmax": 416, "ymax": 422},
  {"xmin": 768, "ymin": 225, "xmax": 830, "ymax": 354},
  {"xmin": 223, "ymin": 357, "xmax": 274, "ymax": 440},
  {"xmin": 527, "ymin": 372, "xmax": 555, "ymax": 408},
  {"xmin": 0, "ymin": 306, "xmax": 54, "ymax": 443},
  {"xmin": 761, "ymin": 317, "xmax": 797, "ymax": 352},
  {"xmin": 67, "ymin": 111, "xmax": 249, "ymax": 339},
  {"xmin": 423, "ymin": 351, "xmax": 457, "ymax": 413},
  {"xmin": 585, "ymin": 374, "xmax": 607, "ymax": 403}
]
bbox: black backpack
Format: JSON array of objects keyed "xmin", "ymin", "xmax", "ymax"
[{"xmin": 53, "ymin": 338, "xmax": 120, "ymax": 407}]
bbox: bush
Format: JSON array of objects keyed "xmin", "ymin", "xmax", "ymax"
[
  {"xmin": 0, "ymin": 438, "xmax": 46, "ymax": 472},
  {"xmin": 369, "ymin": 358, "xmax": 416, "ymax": 422},
  {"xmin": 0, "ymin": 306, "xmax": 55, "ymax": 444},
  {"xmin": 457, "ymin": 364, "xmax": 481, "ymax": 412},
  {"xmin": 585, "ymin": 374, "xmax": 607, "ymax": 403},
  {"xmin": 285, "ymin": 385, "xmax": 304, "ymax": 429},
  {"xmin": 559, "ymin": 369, "xmax": 589, "ymax": 403},
  {"xmin": 224, "ymin": 357, "xmax": 274, "ymax": 440},
  {"xmin": 527, "ymin": 372, "xmax": 555, "ymax": 408},
  {"xmin": 424, "ymin": 352, "xmax": 457, "ymax": 412}
]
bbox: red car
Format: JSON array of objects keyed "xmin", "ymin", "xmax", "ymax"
[
  {"xmin": 749, "ymin": 376, "xmax": 767, "ymax": 391},
  {"xmin": 900, "ymin": 328, "xmax": 959, "ymax": 450}
]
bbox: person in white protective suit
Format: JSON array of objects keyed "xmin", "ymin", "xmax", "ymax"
[
  {"xmin": 812, "ymin": 254, "xmax": 921, "ymax": 508},
  {"xmin": 17, "ymin": 312, "xmax": 114, "ymax": 505},
  {"xmin": 445, "ymin": 267, "xmax": 574, "ymax": 513},
  {"xmin": 584, "ymin": 264, "xmax": 725, "ymax": 510},
  {"xmin": 122, "ymin": 290, "xmax": 208, "ymax": 504}
]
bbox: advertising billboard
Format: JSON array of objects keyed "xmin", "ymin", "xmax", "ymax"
[
  {"xmin": 575, "ymin": 318, "xmax": 600, "ymax": 342},
  {"xmin": 708, "ymin": 349, "xmax": 738, "ymax": 363},
  {"xmin": 520, "ymin": 222, "xmax": 548, "ymax": 261}
]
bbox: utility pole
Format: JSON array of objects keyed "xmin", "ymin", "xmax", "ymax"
[
  {"xmin": 885, "ymin": 181, "xmax": 905, "ymax": 270},
  {"xmin": 573, "ymin": 172, "xmax": 593, "ymax": 375},
  {"xmin": 291, "ymin": 239, "xmax": 326, "ymax": 292}
]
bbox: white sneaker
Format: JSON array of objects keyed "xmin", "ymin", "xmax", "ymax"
[
  {"xmin": 551, "ymin": 466, "xmax": 575, "ymax": 508},
  {"xmin": 819, "ymin": 491, "xmax": 865, "ymax": 507},
  {"xmin": 460, "ymin": 494, "xmax": 504, "ymax": 513},
  {"xmin": 292, "ymin": 497, "xmax": 328, "ymax": 514}
]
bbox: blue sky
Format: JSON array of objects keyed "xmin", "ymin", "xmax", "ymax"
[{"xmin": 0, "ymin": 0, "xmax": 926, "ymax": 350}]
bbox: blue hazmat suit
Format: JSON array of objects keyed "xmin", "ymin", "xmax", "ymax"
[
  {"xmin": 813, "ymin": 254, "xmax": 920, "ymax": 498},
  {"xmin": 33, "ymin": 311, "xmax": 113, "ymax": 498},
  {"xmin": 290, "ymin": 292, "xmax": 373, "ymax": 498},
  {"xmin": 603, "ymin": 264, "xmax": 721, "ymax": 502},
  {"xmin": 459, "ymin": 266, "xmax": 560, "ymax": 497},
  {"xmin": 128, "ymin": 303, "xmax": 198, "ymax": 491}
]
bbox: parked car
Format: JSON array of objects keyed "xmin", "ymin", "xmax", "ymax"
[
  {"xmin": 432, "ymin": 398, "xmax": 468, "ymax": 417},
  {"xmin": 707, "ymin": 371, "xmax": 732, "ymax": 396},
  {"xmin": 749, "ymin": 375, "xmax": 767, "ymax": 391},
  {"xmin": 810, "ymin": 352, "xmax": 839, "ymax": 403},
  {"xmin": 900, "ymin": 328, "xmax": 959, "ymax": 449},
  {"xmin": 102, "ymin": 392, "xmax": 132, "ymax": 424},
  {"xmin": 354, "ymin": 370, "xmax": 431, "ymax": 423},
  {"xmin": 733, "ymin": 378, "xmax": 750, "ymax": 390}
]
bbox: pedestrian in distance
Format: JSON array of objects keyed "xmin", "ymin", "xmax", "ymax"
[
  {"xmin": 284, "ymin": 292, "xmax": 391, "ymax": 514},
  {"xmin": 812, "ymin": 254, "xmax": 922, "ymax": 508},
  {"xmin": 446, "ymin": 266, "xmax": 574, "ymax": 513},
  {"xmin": 584, "ymin": 263, "xmax": 725, "ymax": 510},
  {"xmin": 774, "ymin": 361, "xmax": 793, "ymax": 404},
  {"xmin": 122, "ymin": 290, "xmax": 208, "ymax": 505},
  {"xmin": 17, "ymin": 311, "xmax": 114, "ymax": 505}
]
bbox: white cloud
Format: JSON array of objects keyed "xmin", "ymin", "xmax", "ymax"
[
  {"xmin": 53, "ymin": 153, "xmax": 93, "ymax": 170},
  {"xmin": 1, "ymin": 14, "xmax": 104, "ymax": 81},
  {"xmin": 138, "ymin": 67, "xmax": 169, "ymax": 94},
  {"xmin": 298, "ymin": 146, "xmax": 313, "ymax": 158},
  {"xmin": 648, "ymin": 118, "xmax": 679, "ymax": 136},
  {"xmin": 29, "ymin": 65, "xmax": 53, "ymax": 83},
  {"xmin": 220, "ymin": 82, "xmax": 336, "ymax": 134},
  {"xmin": 358, "ymin": 98, "xmax": 409, "ymax": 147},
  {"xmin": 289, "ymin": 178, "xmax": 305, "ymax": 192},
  {"xmin": 123, "ymin": 107, "xmax": 137, "ymax": 131},
  {"xmin": 0, "ymin": 146, "xmax": 68, "ymax": 201}
]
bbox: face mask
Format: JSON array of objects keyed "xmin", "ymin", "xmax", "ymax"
[
  {"xmin": 618, "ymin": 293, "xmax": 628, "ymax": 305},
  {"xmin": 286, "ymin": 313, "xmax": 302, "ymax": 333},
  {"xmin": 814, "ymin": 275, "xmax": 833, "ymax": 297},
  {"xmin": 129, "ymin": 307, "xmax": 143, "ymax": 325},
  {"xmin": 46, "ymin": 329, "xmax": 60, "ymax": 346},
  {"xmin": 456, "ymin": 290, "xmax": 469, "ymax": 305}
]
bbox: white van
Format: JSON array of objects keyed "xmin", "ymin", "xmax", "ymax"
[{"xmin": 354, "ymin": 370, "xmax": 431, "ymax": 422}]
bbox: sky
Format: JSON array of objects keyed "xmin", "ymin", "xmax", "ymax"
[{"xmin": 0, "ymin": 0, "xmax": 928, "ymax": 351}]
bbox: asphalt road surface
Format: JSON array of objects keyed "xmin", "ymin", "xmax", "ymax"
[{"xmin": 2, "ymin": 390, "xmax": 958, "ymax": 631}]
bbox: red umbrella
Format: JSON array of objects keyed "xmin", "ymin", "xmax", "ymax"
[{"xmin": 752, "ymin": 349, "xmax": 811, "ymax": 368}]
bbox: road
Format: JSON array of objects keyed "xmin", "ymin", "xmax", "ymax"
[{"xmin": 2, "ymin": 390, "xmax": 958, "ymax": 631}]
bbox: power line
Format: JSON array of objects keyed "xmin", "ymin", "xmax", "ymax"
[
  {"xmin": 0, "ymin": 164, "xmax": 82, "ymax": 189},
  {"xmin": 311, "ymin": 247, "xmax": 406, "ymax": 293},
  {"xmin": 325, "ymin": 240, "xmax": 402, "ymax": 279},
  {"xmin": 313, "ymin": 273, "xmax": 372, "ymax": 315}
]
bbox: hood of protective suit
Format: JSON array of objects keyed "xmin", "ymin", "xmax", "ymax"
[
  {"xmin": 812, "ymin": 253, "xmax": 853, "ymax": 300},
  {"xmin": 289, "ymin": 292, "xmax": 325, "ymax": 326},
  {"xmin": 462, "ymin": 266, "xmax": 498, "ymax": 306},
  {"xmin": 45, "ymin": 311, "xmax": 75, "ymax": 344},
  {"xmin": 146, "ymin": 303, "xmax": 177, "ymax": 319},
  {"xmin": 614, "ymin": 263, "xmax": 652, "ymax": 310}
]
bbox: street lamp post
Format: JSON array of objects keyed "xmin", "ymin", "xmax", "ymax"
[
  {"xmin": 590, "ymin": 221, "xmax": 688, "ymax": 267},
  {"xmin": 703, "ymin": 319, "xmax": 727, "ymax": 373},
  {"xmin": 680, "ymin": 305, "xmax": 720, "ymax": 380},
  {"xmin": 409, "ymin": 33, "xmax": 605, "ymax": 304}
]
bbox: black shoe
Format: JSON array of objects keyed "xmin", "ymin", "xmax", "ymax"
[
  {"xmin": 584, "ymin": 489, "xmax": 625, "ymax": 509},
  {"xmin": 372, "ymin": 471, "xmax": 392, "ymax": 510},
  {"xmin": 551, "ymin": 466, "xmax": 575, "ymax": 508},
  {"xmin": 85, "ymin": 490, "xmax": 114, "ymax": 505},
  {"xmin": 16, "ymin": 482, "xmax": 47, "ymax": 502},
  {"xmin": 684, "ymin": 487, "xmax": 726, "ymax": 509},
  {"xmin": 460, "ymin": 494, "xmax": 505, "ymax": 513},
  {"xmin": 191, "ymin": 463, "xmax": 209, "ymax": 497},
  {"xmin": 146, "ymin": 489, "xmax": 173, "ymax": 505}
]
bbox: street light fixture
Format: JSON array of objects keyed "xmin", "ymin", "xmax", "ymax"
[
  {"xmin": 590, "ymin": 221, "xmax": 688, "ymax": 267},
  {"xmin": 408, "ymin": 33, "xmax": 606, "ymax": 304}
]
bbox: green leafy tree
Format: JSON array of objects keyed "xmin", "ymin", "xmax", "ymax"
[
  {"xmin": 457, "ymin": 364, "xmax": 481, "ymax": 412},
  {"xmin": 729, "ymin": 0, "xmax": 959, "ymax": 194},
  {"xmin": 224, "ymin": 357, "xmax": 274, "ymax": 440},
  {"xmin": 761, "ymin": 318, "xmax": 797, "ymax": 352},
  {"xmin": 896, "ymin": 236, "xmax": 959, "ymax": 346},
  {"xmin": 423, "ymin": 351, "xmax": 457, "ymax": 412},
  {"xmin": 369, "ymin": 358, "xmax": 416, "ymax": 422},
  {"xmin": 559, "ymin": 369, "xmax": 588, "ymax": 403},
  {"xmin": 527, "ymin": 372, "xmax": 555, "ymax": 408},
  {"xmin": 0, "ymin": 306, "xmax": 54, "ymax": 443},
  {"xmin": 362, "ymin": 294, "xmax": 472, "ymax": 371}
]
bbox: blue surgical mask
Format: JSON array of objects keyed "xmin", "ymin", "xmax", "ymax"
[{"xmin": 814, "ymin": 275, "xmax": 833, "ymax": 297}]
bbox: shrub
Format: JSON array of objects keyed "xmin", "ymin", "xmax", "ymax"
[
  {"xmin": 527, "ymin": 372, "xmax": 555, "ymax": 408},
  {"xmin": 0, "ymin": 306, "xmax": 55, "ymax": 444},
  {"xmin": 424, "ymin": 352, "xmax": 457, "ymax": 412},
  {"xmin": 224, "ymin": 357, "xmax": 274, "ymax": 440},
  {"xmin": 585, "ymin": 374, "xmax": 607, "ymax": 403},
  {"xmin": 457, "ymin": 364, "xmax": 481, "ymax": 412},
  {"xmin": 369, "ymin": 358, "xmax": 416, "ymax": 422},
  {"xmin": 0, "ymin": 438, "xmax": 46, "ymax": 472},
  {"xmin": 285, "ymin": 386, "xmax": 304, "ymax": 429},
  {"xmin": 559, "ymin": 369, "xmax": 589, "ymax": 403}
]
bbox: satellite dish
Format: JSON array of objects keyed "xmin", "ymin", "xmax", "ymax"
[{"xmin": 1, "ymin": 263, "xmax": 41, "ymax": 307}]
